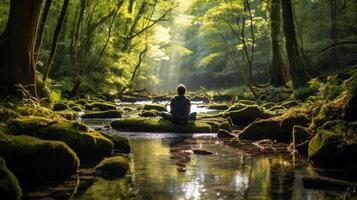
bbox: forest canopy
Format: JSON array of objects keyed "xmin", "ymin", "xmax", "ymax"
[{"xmin": 0, "ymin": 0, "xmax": 356, "ymax": 99}]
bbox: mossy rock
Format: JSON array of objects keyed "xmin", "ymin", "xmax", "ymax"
[
  {"xmin": 308, "ymin": 129, "xmax": 357, "ymax": 166},
  {"xmin": 139, "ymin": 110, "xmax": 160, "ymax": 117},
  {"xmin": 75, "ymin": 99, "xmax": 89, "ymax": 106},
  {"xmin": 225, "ymin": 105, "xmax": 273, "ymax": 126},
  {"xmin": 8, "ymin": 117, "xmax": 113, "ymax": 163},
  {"xmin": 53, "ymin": 102, "xmax": 68, "ymax": 111},
  {"xmin": 227, "ymin": 103, "xmax": 248, "ymax": 112},
  {"xmin": 71, "ymin": 106, "xmax": 83, "ymax": 112},
  {"xmin": 206, "ymin": 103, "xmax": 230, "ymax": 110},
  {"xmin": 100, "ymin": 132, "xmax": 131, "ymax": 153},
  {"xmin": 111, "ymin": 118, "xmax": 211, "ymax": 133},
  {"xmin": 85, "ymin": 102, "xmax": 118, "ymax": 111},
  {"xmin": 0, "ymin": 132, "xmax": 79, "ymax": 177},
  {"xmin": 239, "ymin": 113, "xmax": 309, "ymax": 142},
  {"xmin": 142, "ymin": 104, "xmax": 167, "ymax": 112},
  {"xmin": 56, "ymin": 110, "xmax": 78, "ymax": 120},
  {"xmin": 0, "ymin": 157, "xmax": 22, "ymax": 200},
  {"xmin": 310, "ymin": 98, "xmax": 346, "ymax": 129},
  {"xmin": 219, "ymin": 122, "xmax": 232, "ymax": 132},
  {"xmin": 81, "ymin": 110, "xmax": 122, "ymax": 119},
  {"xmin": 95, "ymin": 156, "xmax": 129, "ymax": 178},
  {"xmin": 0, "ymin": 107, "xmax": 20, "ymax": 122}
]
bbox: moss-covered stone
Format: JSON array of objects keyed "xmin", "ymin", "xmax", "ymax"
[
  {"xmin": 0, "ymin": 132, "xmax": 79, "ymax": 176},
  {"xmin": 76, "ymin": 99, "xmax": 89, "ymax": 106},
  {"xmin": 100, "ymin": 132, "xmax": 131, "ymax": 153},
  {"xmin": 56, "ymin": 110, "xmax": 78, "ymax": 120},
  {"xmin": 310, "ymin": 97, "xmax": 346, "ymax": 129},
  {"xmin": 111, "ymin": 118, "xmax": 211, "ymax": 133},
  {"xmin": 71, "ymin": 106, "xmax": 83, "ymax": 112},
  {"xmin": 206, "ymin": 103, "xmax": 230, "ymax": 110},
  {"xmin": 53, "ymin": 102, "xmax": 68, "ymax": 111},
  {"xmin": 139, "ymin": 110, "xmax": 160, "ymax": 117},
  {"xmin": 85, "ymin": 102, "xmax": 118, "ymax": 111},
  {"xmin": 142, "ymin": 104, "xmax": 167, "ymax": 112},
  {"xmin": 308, "ymin": 129, "xmax": 357, "ymax": 166},
  {"xmin": 219, "ymin": 121, "xmax": 232, "ymax": 132},
  {"xmin": 0, "ymin": 157, "xmax": 22, "ymax": 200},
  {"xmin": 95, "ymin": 156, "xmax": 129, "ymax": 178},
  {"xmin": 81, "ymin": 110, "xmax": 122, "ymax": 119},
  {"xmin": 0, "ymin": 107, "xmax": 20, "ymax": 122},
  {"xmin": 8, "ymin": 117, "xmax": 113, "ymax": 163},
  {"xmin": 225, "ymin": 105, "xmax": 273, "ymax": 126},
  {"xmin": 239, "ymin": 112, "xmax": 309, "ymax": 142}
]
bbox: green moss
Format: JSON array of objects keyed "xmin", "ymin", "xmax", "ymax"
[
  {"xmin": 111, "ymin": 118, "xmax": 211, "ymax": 133},
  {"xmin": 85, "ymin": 102, "xmax": 118, "ymax": 111},
  {"xmin": 81, "ymin": 110, "xmax": 122, "ymax": 119},
  {"xmin": 206, "ymin": 103, "xmax": 230, "ymax": 110},
  {"xmin": 100, "ymin": 132, "xmax": 131, "ymax": 153},
  {"xmin": 8, "ymin": 117, "xmax": 113, "ymax": 163},
  {"xmin": 0, "ymin": 157, "xmax": 22, "ymax": 200},
  {"xmin": 239, "ymin": 112, "xmax": 309, "ymax": 142},
  {"xmin": 139, "ymin": 110, "xmax": 160, "ymax": 117},
  {"xmin": 142, "ymin": 104, "xmax": 167, "ymax": 112},
  {"xmin": 225, "ymin": 105, "xmax": 273, "ymax": 126},
  {"xmin": 227, "ymin": 103, "xmax": 248, "ymax": 112},
  {"xmin": 53, "ymin": 102, "xmax": 68, "ymax": 111},
  {"xmin": 0, "ymin": 107, "xmax": 20, "ymax": 123},
  {"xmin": 76, "ymin": 99, "xmax": 89, "ymax": 106},
  {"xmin": 71, "ymin": 106, "xmax": 83, "ymax": 112},
  {"xmin": 310, "ymin": 98, "xmax": 345, "ymax": 129},
  {"xmin": 0, "ymin": 132, "xmax": 79, "ymax": 176},
  {"xmin": 56, "ymin": 110, "xmax": 78, "ymax": 120},
  {"xmin": 95, "ymin": 156, "xmax": 129, "ymax": 178}
]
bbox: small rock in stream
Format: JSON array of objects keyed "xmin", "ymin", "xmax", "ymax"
[{"xmin": 192, "ymin": 149, "xmax": 213, "ymax": 155}]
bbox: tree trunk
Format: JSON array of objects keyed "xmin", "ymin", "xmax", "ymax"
[
  {"xmin": 281, "ymin": 0, "xmax": 309, "ymax": 88},
  {"xmin": 34, "ymin": 0, "xmax": 52, "ymax": 62},
  {"xmin": 42, "ymin": 0, "xmax": 69, "ymax": 83},
  {"xmin": 0, "ymin": 0, "xmax": 44, "ymax": 97},
  {"xmin": 270, "ymin": 0, "xmax": 287, "ymax": 86}
]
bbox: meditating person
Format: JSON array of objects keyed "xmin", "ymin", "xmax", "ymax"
[{"xmin": 161, "ymin": 84, "xmax": 196, "ymax": 125}]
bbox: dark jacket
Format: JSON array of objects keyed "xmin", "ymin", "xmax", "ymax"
[{"xmin": 170, "ymin": 95, "xmax": 191, "ymax": 120}]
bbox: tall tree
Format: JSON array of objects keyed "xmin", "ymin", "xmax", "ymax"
[
  {"xmin": 281, "ymin": 0, "xmax": 309, "ymax": 88},
  {"xmin": 270, "ymin": 0, "xmax": 287, "ymax": 86},
  {"xmin": 0, "ymin": 0, "xmax": 44, "ymax": 97}
]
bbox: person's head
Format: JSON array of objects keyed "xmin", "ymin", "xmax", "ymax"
[{"xmin": 176, "ymin": 84, "xmax": 186, "ymax": 96}]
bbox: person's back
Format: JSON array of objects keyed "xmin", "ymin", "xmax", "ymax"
[
  {"xmin": 160, "ymin": 84, "xmax": 196, "ymax": 125},
  {"xmin": 170, "ymin": 95, "xmax": 191, "ymax": 120}
]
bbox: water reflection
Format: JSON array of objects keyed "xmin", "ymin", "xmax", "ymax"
[{"xmin": 128, "ymin": 136, "xmax": 328, "ymax": 200}]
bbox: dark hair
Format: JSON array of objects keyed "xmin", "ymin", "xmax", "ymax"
[{"xmin": 176, "ymin": 84, "xmax": 186, "ymax": 95}]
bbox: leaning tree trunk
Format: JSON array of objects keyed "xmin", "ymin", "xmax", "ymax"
[
  {"xmin": 0, "ymin": 0, "xmax": 44, "ymax": 97},
  {"xmin": 270, "ymin": 0, "xmax": 287, "ymax": 87},
  {"xmin": 281, "ymin": 0, "xmax": 309, "ymax": 88}
]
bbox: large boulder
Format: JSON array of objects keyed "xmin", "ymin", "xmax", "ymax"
[
  {"xmin": 8, "ymin": 116, "xmax": 113, "ymax": 163},
  {"xmin": 95, "ymin": 156, "xmax": 129, "ymax": 178},
  {"xmin": 239, "ymin": 112, "xmax": 309, "ymax": 142},
  {"xmin": 308, "ymin": 129, "xmax": 357, "ymax": 166},
  {"xmin": 225, "ymin": 106, "xmax": 273, "ymax": 126},
  {"xmin": 100, "ymin": 132, "xmax": 131, "ymax": 153},
  {"xmin": 85, "ymin": 102, "xmax": 118, "ymax": 111},
  {"xmin": 0, "ymin": 132, "xmax": 79, "ymax": 177},
  {"xmin": 111, "ymin": 118, "xmax": 211, "ymax": 133},
  {"xmin": 0, "ymin": 157, "xmax": 22, "ymax": 200},
  {"xmin": 142, "ymin": 104, "xmax": 167, "ymax": 112},
  {"xmin": 81, "ymin": 110, "xmax": 122, "ymax": 119}
]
